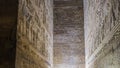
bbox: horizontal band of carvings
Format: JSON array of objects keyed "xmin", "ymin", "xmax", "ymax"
[
  {"xmin": 17, "ymin": 34, "xmax": 51, "ymax": 67},
  {"xmin": 86, "ymin": 22, "xmax": 120, "ymax": 65}
]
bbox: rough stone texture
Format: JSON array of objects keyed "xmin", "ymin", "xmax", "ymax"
[
  {"xmin": 84, "ymin": 0, "xmax": 120, "ymax": 68},
  {"xmin": 54, "ymin": 0, "xmax": 85, "ymax": 68},
  {"xmin": 0, "ymin": 0, "xmax": 18, "ymax": 68},
  {"xmin": 16, "ymin": 0, "xmax": 53, "ymax": 68}
]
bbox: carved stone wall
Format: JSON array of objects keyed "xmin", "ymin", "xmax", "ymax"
[
  {"xmin": 84, "ymin": 0, "xmax": 120, "ymax": 68},
  {"xmin": 15, "ymin": 0, "xmax": 53, "ymax": 68}
]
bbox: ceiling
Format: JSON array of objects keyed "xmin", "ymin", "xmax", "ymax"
[
  {"xmin": 53, "ymin": 0, "xmax": 85, "ymax": 68},
  {"xmin": 54, "ymin": 0, "xmax": 83, "ymax": 8}
]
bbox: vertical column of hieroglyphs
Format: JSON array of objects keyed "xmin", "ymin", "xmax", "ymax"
[
  {"xmin": 84, "ymin": 0, "xmax": 120, "ymax": 68},
  {"xmin": 15, "ymin": 0, "xmax": 53, "ymax": 68}
]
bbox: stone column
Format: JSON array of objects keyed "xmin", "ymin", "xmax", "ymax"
[
  {"xmin": 15, "ymin": 0, "xmax": 53, "ymax": 68},
  {"xmin": 84, "ymin": 0, "xmax": 120, "ymax": 68}
]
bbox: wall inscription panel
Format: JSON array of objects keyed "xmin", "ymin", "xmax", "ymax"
[
  {"xmin": 84, "ymin": 0, "xmax": 120, "ymax": 68},
  {"xmin": 16, "ymin": 0, "xmax": 53, "ymax": 68}
]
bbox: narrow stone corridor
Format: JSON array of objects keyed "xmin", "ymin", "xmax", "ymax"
[{"xmin": 53, "ymin": 0, "xmax": 85, "ymax": 68}]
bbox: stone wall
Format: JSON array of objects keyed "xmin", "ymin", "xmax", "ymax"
[
  {"xmin": 15, "ymin": 0, "xmax": 53, "ymax": 68},
  {"xmin": 84, "ymin": 0, "xmax": 120, "ymax": 68}
]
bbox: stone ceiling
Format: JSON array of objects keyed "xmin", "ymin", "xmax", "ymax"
[
  {"xmin": 54, "ymin": 0, "xmax": 83, "ymax": 8},
  {"xmin": 53, "ymin": 0, "xmax": 85, "ymax": 68}
]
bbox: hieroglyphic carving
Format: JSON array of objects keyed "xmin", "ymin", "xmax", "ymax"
[
  {"xmin": 16, "ymin": 0, "xmax": 53, "ymax": 68},
  {"xmin": 84, "ymin": 0, "xmax": 120, "ymax": 68}
]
